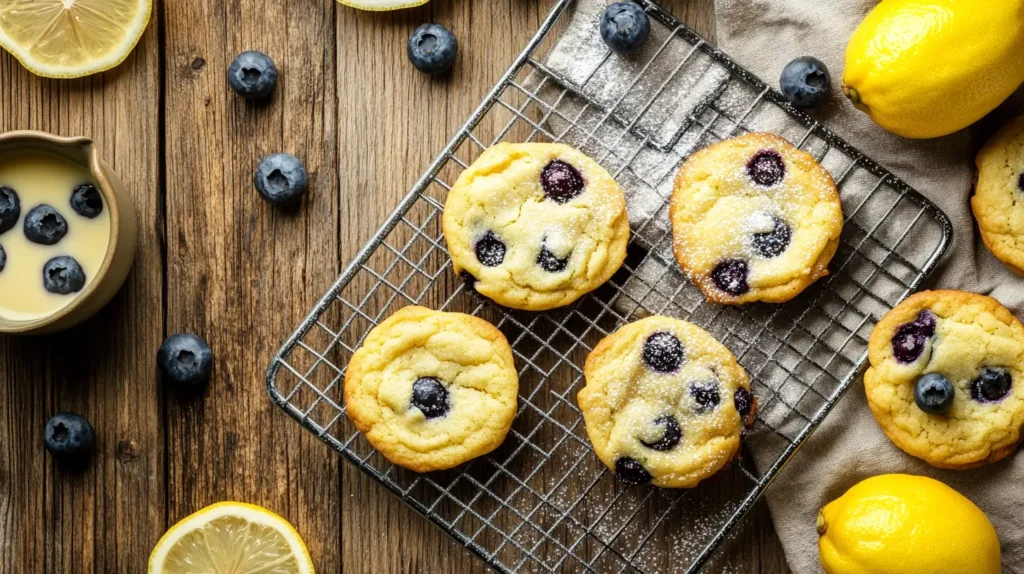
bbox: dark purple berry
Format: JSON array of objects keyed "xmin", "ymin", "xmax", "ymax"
[
  {"xmin": 24, "ymin": 205, "xmax": 68, "ymax": 245},
  {"xmin": 408, "ymin": 23, "xmax": 458, "ymax": 75},
  {"xmin": 42, "ymin": 256, "xmax": 85, "ymax": 294},
  {"xmin": 475, "ymin": 231, "xmax": 506, "ymax": 267},
  {"xmin": 746, "ymin": 150, "xmax": 786, "ymax": 187},
  {"xmin": 44, "ymin": 413, "xmax": 95, "ymax": 462},
  {"xmin": 690, "ymin": 382, "xmax": 721, "ymax": 412},
  {"xmin": 614, "ymin": 457, "xmax": 652, "ymax": 486},
  {"xmin": 891, "ymin": 311, "xmax": 936, "ymax": 364},
  {"xmin": 537, "ymin": 242, "xmax": 569, "ymax": 273},
  {"xmin": 711, "ymin": 259, "xmax": 749, "ymax": 296},
  {"xmin": 158, "ymin": 333, "xmax": 214, "ymax": 389},
  {"xmin": 411, "ymin": 377, "xmax": 450, "ymax": 419},
  {"xmin": 0, "ymin": 244, "xmax": 5, "ymax": 273},
  {"xmin": 70, "ymin": 184, "xmax": 103, "ymax": 218},
  {"xmin": 780, "ymin": 56, "xmax": 831, "ymax": 110},
  {"xmin": 600, "ymin": 2, "xmax": 651, "ymax": 55},
  {"xmin": 540, "ymin": 160, "xmax": 585, "ymax": 204},
  {"xmin": 640, "ymin": 415, "xmax": 681, "ymax": 451},
  {"xmin": 1018, "ymin": 172, "xmax": 1024, "ymax": 192},
  {"xmin": 914, "ymin": 373, "xmax": 954, "ymax": 414},
  {"xmin": 751, "ymin": 217, "xmax": 792, "ymax": 259},
  {"xmin": 734, "ymin": 388, "xmax": 754, "ymax": 424},
  {"xmin": 971, "ymin": 368, "xmax": 1012, "ymax": 403},
  {"xmin": 642, "ymin": 332, "xmax": 685, "ymax": 373},
  {"xmin": 0, "ymin": 186, "xmax": 19, "ymax": 234}
]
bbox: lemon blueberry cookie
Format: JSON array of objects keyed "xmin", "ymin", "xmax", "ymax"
[
  {"xmin": 578, "ymin": 316, "xmax": 756, "ymax": 488},
  {"xmin": 442, "ymin": 143, "xmax": 629, "ymax": 311},
  {"xmin": 344, "ymin": 306, "xmax": 519, "ymax": 472},
  {"xmin": 669, "ymin": 132, "xmax": 843, "ymax": 304},
  {"xmin": 865, "ymin": 290, "xmax": 1024, "ymax": 469},
  {"xmin": 972, "ymin": 114, "xmax": 1024, "ymax": 276}
]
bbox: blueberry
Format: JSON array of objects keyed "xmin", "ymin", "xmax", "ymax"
[
  {"xmin": 408, "ymin": 23, "xmax": 458, "ymax": 75},
  {"xmin": 0, "ymin": 186, "xmax": 19, "ymax": 234},
  {"xmin": 24, "ymin": 205, "xmax": 68, "ymax": 245},
  {"xmin": 228, "ymin": 51, "xmax": 278, "ymax": 100},
  {"xmin": 600, "ymin": 2, "xmax": 651, "ymax": 55},
  {"xmin": 411, "ymin": 376, "xmax": 450, "ymax": 419},
  {"xmin": 780, "ymin": 56, "xmax": 831, "ymax": 110},
  {"xmin": 44, "ymin": 413, "xmax": 95, "ymax": 462},
  {"xmin": 914, "ymin": 373, "xmax": 954, "ymax": 414},
  {"xmin": 0, "ymin": 244, "xmax": 5, "ymax": 273},
  {"xmin": 254, "ymin": 153, "xmax": 308, "ymax": 206},
  {"xmin": 751, "ymin": 217, "xmax": 792, "ymax": 259},
  {"xmin": 540, "ymin": 160, "xmax": 585, "ymax": 204},
  {"xmin": 642, "ymin": 332, "xmax": 685, "ymax": 373},
  {"xmin": 711, "ymin": 259, "xmax": 749, "ymax": 296},
  {"xmin": 614, "ymin": 457, "xmax": 653, "ymax": 486},
  {"xmin": 157, "ymin": 333, "xmax": 214, "ymax": 389},
  {"xmin": 42, "ymin": 256, "xmax": 86, "ymax": 294},
  {"xmin": 971, "ymin": 368, "xmax": 1012, "ymax": 403},
  {"xmin": 734, "ymin": 388, "xmax": 754, "ymax": 425},
  {"xmin": 690, "ymin": 382, "xmax": 721, "ymax": 412},
  {"xmin": 70, "ymin": 184, "xmax": 103, "ymax": 218},
  {"xmin": 746, "ymin": 150, "xmax": 786, "ymax": 187},
  {"xmin": 537, "ymin": 242, "xmax": 569, "ymax": 273},
  {"xmin": 891, "ymin": 311, "xmax": 936, "ymax": 364},
  {"xmin": 640, "ymin": 415, "xmax": 681, "ymax": 451},
  {"xmin": 1018, "ymin": 172, "xmax": 1024, "ymax": 192},
  {"xmin": 475, "ymin": 231, "xmax": 506, "ymax": 267}
]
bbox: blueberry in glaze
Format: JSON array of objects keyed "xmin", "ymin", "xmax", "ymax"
[
  {"xmin": 0, "ymin": 244, "xmax": 5, "ymax": 273},
  {"xmin": 70, "ymin": 184, "xmax": 103, "ymax": 218},
  {"xmin": 891, "ymin": 310, "xmax": 936, "ymax": 364},
  {"xmin": 711, "ymin": 259, "xmax": 749, "ymax": 296},
  {"xmin": 24, "ymin": 205, "xmax": 68, "ymax": 245},
  {"xmin": 971, "ymin": 368, "xmax": 1012, "ymax": 403},
  {"xmin": 475, "ymin": 231, "xmax": 506, "ymax": 267},
  {"xmin": 690, "ymin": 381, "xmax": 721, "ymax": 412},
  {"xmin": 640, "ymin": 415, "xmax": 681, "ymax": 451},
  {"xmin": 158, "ymin": 333, "xmax": 214, "ymax": 389},
  {"xmin": 734, "ymin": 388, "xmax": 754, "ymax": 424},
  {"xmin": 751, "ymin": 217, "xmax": 792, "ymax": 259},
  {"xmin": 615, "ymin": 457, "xmax": 653, "ymax": 486},
  {"xmin": 0, "ymin": 186, "xmax": 19, "ymax": 234},
  {"xmin": 407, "ymin": 23, "xmax": 458, "ymax": 75},
  {"xmin": 227, "ymin": 51, "xmax": 278, "ymax": 100},
  {"xmin": 44, "ymin": 413, "xmax": 95, "ymax": 462},
  {"xmin": 1018, "ymin": 172, "xmax": 1024, "ymax": 192},
  {"xmin": 540, "ymin": 160, "xmax": 585, "ymax": 204},
  {"xmin": 42, "ymin": 256, "xmax": 85, "ymax": 294},
  {"xmin": 642, "ymin": 331, "xmax": 685, "ymax": 373},
  {"xmin": 914, "ymin": 373, "xmax": 954, "ymax": 414},
  {"xmin": 746, "ymin": 150, "xmax": 786, "ymax": 187},
  {"xmin": 537, "ymin": 242, "xmax": 569, "ymax": 273},
  {"xmin": 411, "ymin": 377, "xmax": 450, "ymax": 419},
  {"xmin": 600, "ymin": 2, "xmax": 651, "ymax": 55}
]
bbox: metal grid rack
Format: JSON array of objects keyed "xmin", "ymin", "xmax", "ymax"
[{"xmin": 266, "ymin": 1, "xmax": 952, "ymax": 572}]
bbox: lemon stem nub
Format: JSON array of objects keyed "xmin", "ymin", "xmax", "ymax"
[{"xmin": 816, "ymin": 510, "xmax": 827, "ymax": 536}]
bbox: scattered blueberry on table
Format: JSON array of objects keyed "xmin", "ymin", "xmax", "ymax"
[
  {"xmin": 24, "ymin": 205, "xmax": 68, "ymax": 245},
  {"xmin": 914, "ymin": 373, "xmax": 954, "ymax": 414},
  {"xmin": 0, "ymin": 186, "xmax": 20, "ymax": 234},
  {"xmin": 44, "ymin": 413, "xmax": 95, "ymax": 463},
  {"xmin": 228, "ymin": 51, "xmax": 279, "ymax": 100},
  {"xmin": 158, "ymin": 333, "xmax": 214, "ymax": 389},
  {"xmin": 780, "ymin": 56, "xmax": 831, "ymax": 110},
  {"xmin": 70, "ymin": 183, "xmax": 103, "ymax": 218},
  {"xmin": 254, "ymin": 153, "xmax": 308, "ymax": 206},
  {"xmin": 407, "ymin": 23, "xmax": 458, "ymax": 75},
  {"xmin": 43, "ymin": 256, "xmax": 86, "ymax": 294},
  {"xmin": 600, "ymin": 2, "xmax": 651, "ymax": 55}
]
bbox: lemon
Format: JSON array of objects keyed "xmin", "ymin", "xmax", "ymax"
[
  {"xmin": 0, "ymin": 0, "xmax": 152, "ymax": 78},
  {"xmin": 818, "ymin": 474, "xmax": 1001, "ymax": 574},
  {"xmin": 842, "ymin": 0, "xmax": 1024, "ymax": 139},
  {"xmin": 337, "ymin": 0, "xmax": 429, "ymax": 10},
  {"xmin": 148, "ymin": 502, "xmax": 315, "ymax": 574}
]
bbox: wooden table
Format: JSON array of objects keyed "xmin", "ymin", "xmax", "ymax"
[{"xmin": 0, "ymin": 1, "xmax": 792, "ymax": 571}]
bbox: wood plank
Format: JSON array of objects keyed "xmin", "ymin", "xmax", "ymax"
[{"xmin": 0, "ymin": 16, "xmax": 164, "ymax": 574}]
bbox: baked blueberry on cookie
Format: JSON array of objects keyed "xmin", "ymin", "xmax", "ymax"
[
  {"xmin": 669, "ymin": 132, "xmax": 843, "ymax": 304},
  {"xmin": 442, "ymin": 143, "xmax": 630, "ymax": 311},
  {"xmin": 578, "ymin": 316, "xmax": 756, "ymax": 488},
  {"xmin": 865, "ymin": 290, "xmax": 1024, "ymax": 469},
  {"xmin": 344, "ymin": 306, "xmax": 519, "ymax": 472},
  {"xmin": 972, "ymin": 114, "xmax": 1024, "ymax": 276}
]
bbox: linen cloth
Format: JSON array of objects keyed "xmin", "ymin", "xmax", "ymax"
[{"xmin": 540, "ymin": 0, "xmax": 1024, "ymax": 571}]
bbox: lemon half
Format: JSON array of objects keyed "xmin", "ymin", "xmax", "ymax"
[
  {"xmin": 338, "ymin": 0, "xmax": 429, "ymax": 11},
  {"xmin": 0, "ymin": 0, "xmax": 152, "ymax": 78},
  {"xmin": 148, "ymin": 502, "xmax": 315, "ymax": 574}
]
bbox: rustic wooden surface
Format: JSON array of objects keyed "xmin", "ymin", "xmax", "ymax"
[{"xmin": 0, "ymin": 0, "xmax": 794, "ymax": 572}]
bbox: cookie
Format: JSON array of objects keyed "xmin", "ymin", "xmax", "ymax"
[
  {"xmin": 344, "ymin": 306, "xmax": 519, "ymax": 472},
  {"xmin": 972, "ymin": 114, "xmax": 1024, "ymax": 276},
  {"xmin": 669, "ymin": 132, "xmax": 843, "ymax": 305},
  {"xmin": 442, "ymin": 142, "xmax": 630, "ymax": 311},
  {"xmin": 578, "ymin": 316, "xmax": 756, "ymax": 488},
  {"xmin": 865, "ymin": 290, "xmax": 1024, "ymax": 469}
]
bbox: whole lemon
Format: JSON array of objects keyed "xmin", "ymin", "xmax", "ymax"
[
  {"xmin": 843, "ymin": 0, "xmax": 1024, "ymax": 139},
  {"xmin": 818, "ymin": 474, "xmax": 1001, "ymax": 574}
]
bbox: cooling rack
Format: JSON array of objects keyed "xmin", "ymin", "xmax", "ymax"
[{"xmin": 266, "ymin": 1, "xmax": 952, "ymax": 572}]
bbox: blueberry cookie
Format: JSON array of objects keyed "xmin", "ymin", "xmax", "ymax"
[
  {"xmin": 344, "ymin": 306, "xmax": 519, "ymax": 472},
  {"xmin": 669, "ymin": 132, "xmax": 843, "ymax": 304},
  {"xmin": 442, "ymin": 143, "xmax": 630, "ymax": 311},
  {"xmin": 972, "ymin": 114, "xmax": 1024, "ymax": 276},
  {"xmin": 578, "ymin": 316, "xmax": 756, "ymax": 488},
  {"xmin": 865, "ymin": 290, "xmax": 1024, "ymax": 469}
]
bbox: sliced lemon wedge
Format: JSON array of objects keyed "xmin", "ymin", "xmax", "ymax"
[
  {"xmin": 148, "ymin": 502, "xmax": 315, "ymax": 574},
  {"xmin": 338, "ymin": 0, "xmax": 429, "ymax": 10},
  {"xmin": 0, "ymin": 0, "xmax": 152, "ymax": 78}
]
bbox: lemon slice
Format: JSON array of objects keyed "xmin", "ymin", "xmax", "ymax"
[
  {"xmin": 0, "ymin": 0, "xmax": 152, "ymax": 78},
  {"xmin": 338, "ymin": 0, "xmax": 429, "ymax": 10},
  {"xmin": 148, "ymin": 502, "xmax": 315, "ymax": 574}
]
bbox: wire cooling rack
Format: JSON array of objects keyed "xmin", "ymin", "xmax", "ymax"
[{"xmin": 266, "ymin": 1, "xmax": 952, "ymax": 572}]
